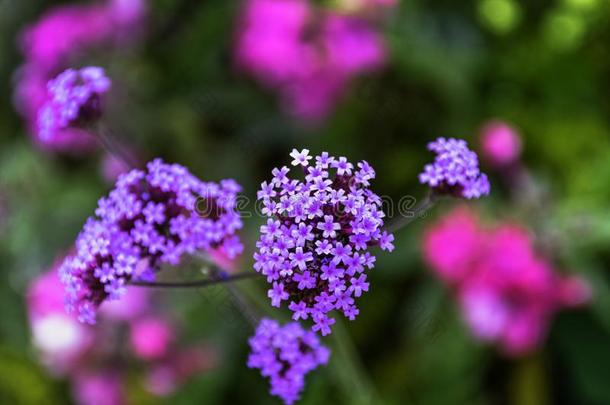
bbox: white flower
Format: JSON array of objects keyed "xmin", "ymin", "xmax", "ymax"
[{"xmin": 290, "ymin": 149, "xmax": 312, "ymax": 167}]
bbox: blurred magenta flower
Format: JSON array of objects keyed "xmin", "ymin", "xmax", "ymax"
[
  {"xmin": 100, "ymin": 287, "xmax": 149, "ymax": 321},
  {"xmin": 144, "ymin": 347, "xmax": 218, "ymax": 396},
  {"xmin": 14, "ymin": 0, "xmax": 147, "ymax": 152},
  {"xmin": 423, "ymin": 207, "xmax": 591, "ymax": 356},
  {"xmin": 235, "ymin": 0, "xmax": 387, "ymax": 121},
  {"xmin": 27, "ymin": 266, "xmax": 93, "ymax": 374},
  {"xmin": 130, "ymin": 317, "xmax": 175, "ymax": 360},
  {"xmin": 479, "ymin": 121, "xmax": 522, "ymax": 167},
  {"xmin": 18, "ymin": 0, "xmax": 146, "ymax": 68},
  {"xmin": 422, "ymin": 207, "xmax": 482, "ymax": 284},
  {"xmin": 73, "ymin": 371, "xmax": 124, "ymax": 405}
]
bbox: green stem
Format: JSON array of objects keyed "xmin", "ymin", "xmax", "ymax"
[{"xmin": 130, "ymin": 271, "xmax": 258, "ymax": 288}]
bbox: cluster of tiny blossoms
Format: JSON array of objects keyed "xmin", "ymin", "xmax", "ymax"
[
  {"xmin": 419, "ymin": 137, "xmax": 490, "ymax": 199},
  {"xmin": 254, "ymin": 149, "xmax": 394, "ymax": 336},
  {"xmin": 248, "ymin": 318, "xmax": 330, "ymax": 404},
  {"xmin": 59, "ymin": 159, "xmax": 243, "ymax": 324},
  {"xmin": 38, "ymin": 67, "xmax": 111, "ymax": 141}
]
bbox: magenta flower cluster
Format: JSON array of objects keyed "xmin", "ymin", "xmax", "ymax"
[
  {"xmin": 419, "ymin": 137, "xmax": 490, "ymax": 199},
  {"xmin": 423, "ymin": 207, "xmax": 591, "ymax": 356},
  {"xmin": 235, "ymin": 0, "xmax": 388, "ymax": 121},
  {"xmin": 59, "ymin": 159, "xmax": 243, "ymax": 324},
  {"xmin": 247, "ymin": 318, "xmax": 330, "ymax": 404},
  {"xmin": 38, "ymin": 67, "xmax": 111, "ymax": 141},
  {"xmin": 254, "ymin": 150, "xmax": 394, "ymax": 335}
]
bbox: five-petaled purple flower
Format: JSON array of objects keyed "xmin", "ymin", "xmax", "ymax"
[
  {"xmin": 38, "ymin": 67, "xmax": 111, "ymax": 141},
  {"xmin": 419, "ymin": 137, "xmax": 490, "ymax": 199},
  {"xmin": 254, "ymin": 149, "xmax": 394, "ymax": 335},
  {"xmin": 59, "ymin": 159, "xmax": 243, "ymax": 324},
  {"xmin": 247, "ymin": 318, "xmax": 330, "ymax": 405}
]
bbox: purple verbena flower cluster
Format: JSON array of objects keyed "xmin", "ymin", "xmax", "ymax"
[
  {"xmin": 254, "ymin": 149, "xmax": 394, "ymax": 335},
  {"xmin": 419, "ymin": 137, "xmax": 490, "ymax": 199},
  {"xmin": 247, "ymin": 318, "xmax": 330, "ymax": 404},
  {"xmin": 38, "ymin": 67, "xmax": 111, "ymax": 141},
  {"xmin": 59, "ymin": 159, "xmax": 243, "ymax": 324}
]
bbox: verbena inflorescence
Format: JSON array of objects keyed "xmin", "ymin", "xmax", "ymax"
[
  {"xmin": 247, "ymin": 318, "xmax": 330, "ymax": 404},
  {"xmin": 38, "ymin": 67, "xmax": 111, "ymax": 141},
  {"xmin": 254, "ymin": 149, "xmax": 394, "ymax": 336},
  {"xmin": 419, "ymin": 137, "xmax": 490, "ymax": 199},
  {"xmin": 59, "ymin": 159, "xmax": 243, "ymax": 324}
]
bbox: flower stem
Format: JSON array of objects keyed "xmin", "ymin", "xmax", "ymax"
[
  {"xmin": 95, "ymin": 124, "xmax": 138, "ymax": 170},
  {"xmin": 385, "ymin": 192, "xmax": 437, "ymax": 233},
  {"xmin": 130, "ymin": 271, "xmax": 259, "ymax": 288}
]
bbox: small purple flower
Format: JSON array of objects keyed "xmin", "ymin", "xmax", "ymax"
[
  {"xmin": 317, "ymin": 215, "xmax": 340, "ymax": 238},
  {"xmin": 419, "ymin": 137, "xmax": 490, "ymax": 199},
  {"xmin": 59, "ymin": 159, "xmax": 243, "ymax": 323},
  {"xmin": 254, "ymin": 151, "xmax": 393, "ymax": 335},
  {"xmin": 248, "ymin": 318, "xmax": 330, "ymax": 404},
  {"xmin": 269, "ymin": 282, "xmax": 289, "ymax": 307},
  {"xmin": 289, "ymin": 301, "xmax": 309, "ymax": 320},
  {"xmin": 38, "ymin": 67, "xmax": 111, "ymax": 141}
]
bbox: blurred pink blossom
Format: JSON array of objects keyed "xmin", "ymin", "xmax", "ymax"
[
  {"xmin": 423, "ymin": 207, "xmax": 482, "ymax": 284},
  {"xmin": 73, "ymin": 371, "xmax": 124, "ymax": 405},
  {"xmin": 130, "ymin": 317, "xmax": 175, "ymax": 360},
  {"xmin": 423, "ymin": 207, "xmax": 591, "ymax": 356},
  {"xmin": 27, "ymin": 267, "xmax": 93, "ymax": 374},
  {"xmin": 145, "ymin": 347, "xmax": 218, "ymax": 396},
  {"xmin": 235, "ymin": 0, "xmax": 387, "ymax": 121},
  {"xmin": 479, "ymin": 121, "xmax": 522, "ymax": 168},
  {"xmin": 100, "ymin": 287, "xmax": 149, "ymax": 321}
]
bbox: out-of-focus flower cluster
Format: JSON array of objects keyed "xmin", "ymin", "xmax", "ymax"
[
  {"xmin": 60, "ymin": 159, "xmax": 243, "ymax": 324},
  {"xmin": 254, "ymin": 150, "xmax": 394, "ymax": 335},
  {"xmin": 28, "ymin": 264, "xmax": 217, "ymax": 404},
  {"xmin": 38, "ymin": 67, "xmax": 111, "ymax": 141},
  {"xmin": 13, "ymin": 0, "xmax": 146, "ymax": 151},
  {"xmin": 423, "ymin": 207, "xmax": 591, "ymax": 356},
  {"xmin": 235, "ymin": 0, "xmax": 390, "ymax": 121},
  {"xmin": 419, "ymin": 137, "xmax": 491, "ymax": 199},
  {"xmin": 479, "ymin": 121, "xmax": 522, "ymax": 168},
  {"xmin": 247, "ymin": 318, "xmax": 330, "ymax": 404}
]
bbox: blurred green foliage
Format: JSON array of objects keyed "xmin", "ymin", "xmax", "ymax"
[{"xmin": 1, "ymin": 0, "xmax": 610, "ymax": 404}]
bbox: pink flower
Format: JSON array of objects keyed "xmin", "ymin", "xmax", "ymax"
[
  {"xmin": 99, "ymin": 287, "xmax": 149, "ymax": 321},
  {"xmin": 73, "ymin": 371, "xmax": 124, "ymax": 405},
  {"xmin": 27, "ymin": 267, "xmax": 93, "ymax": 374},
  {"xmin": 423, "ymin": 207, "xmax": 591, "ymax": 356},
  {"xmin": 479, "ymin": 121, "xmax": 522, "ymax": 167},
  {"xmin": 18, "ymin": 0, "xmax": 146, "ymax": 69},
  {"xmin": 235, "ymin": 0, "xmax": 387, "ymax": 121},
  {"xmin": 130, "ymin": 317, "xmax": 175, "ymax": 360},
  {"xmin": 422, "ymin": 207, "xmax": 482, "ymax": 284},
  {"xmin": 144, "ymin": 346, "xmax": 218, "ymax": 396}
]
